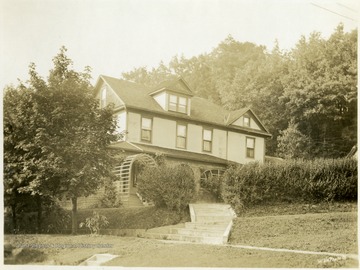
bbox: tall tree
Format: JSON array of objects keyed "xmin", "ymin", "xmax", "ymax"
[
  {"xmin": 276, "ymin": 119, "xmax": 311, "ymax": 159},
  {"xmin": 281, "ymin": 24, "xmax": 357, "ymax": 157},
  {"xmin": 3, "ymin": 47, "xmax": 119, "ymax": 234}
]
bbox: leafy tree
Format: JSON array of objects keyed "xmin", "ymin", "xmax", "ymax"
[
  {"xmin": 3, "ymin": 47, "xmax": 119, "ymax": 234},
  {"xmin": 277, "ymin": 120, "xmax": 311, "ymax": 159},
  {"xmin": 281, "ymin": 24, "xmax": 357, "ymax": 158}
]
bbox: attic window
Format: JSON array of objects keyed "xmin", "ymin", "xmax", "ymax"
[
  {"xmin": 244, "ymin": 116, "xmax": 250, "ymax": 127},
  {"xmin": 168, "ymin": 94, "xmax": 187, "ymax": 114},
  {"xmin": 100, "ymin": 87, "xmax": 107, "ymax": 108}
]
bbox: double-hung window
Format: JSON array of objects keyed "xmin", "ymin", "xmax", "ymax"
[
  {"xmin": 176, "ymin": 124, "xmax": 187, "ymax": 149},
  {"xmin": 246, "ymin": 137, "xmax": 255, "ymax": 158},
  {"xmin": 203, "ymin": 128, "xmax": 212, "ymax": 152},
  {"xmin": 168, "ymin": 94, "xmax": 187, "ymax": 114},
  {"xmin": 178, "ymin": 97, "xmax": 187, "ymax": 113},
  {"xmin": 141, "ymin": 117, "xmax": 152, "ymax": 142}
]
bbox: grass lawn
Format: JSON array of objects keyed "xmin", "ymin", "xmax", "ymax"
[
  {"xmin": 4, "ymin": 202, "xmax": 358, "ymax": 267},
  {"xmin": 230, "ymin": 211, "xmax": 357, "ymax": 254}
]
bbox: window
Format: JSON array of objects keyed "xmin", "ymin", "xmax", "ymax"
[
  {"xmin": 168, "ymin": 94, "xmax": 188, "ymax": 114},
  {"xmin": 169, "ymin": 94, "xmax": 178, "ymax": 111},
  {"xmin": 141, "ymin": 117, "xmax": 152, "ymax": 142},
  {"xmin": 203, "ymin": 128, "xmax": 212, "ymax": 152},
  {"xmin": 100, "ymin": 87, "xmax": 107, "ymax": 108},
  {"xmin": 176, "ymin": 124, "xmax": 187, "ymax": 149},
  {"xmin": 246, "ymin": 137, "xmax": 255, "ymax": 158},
  {"xmin": 243, "ymin": 116, "xmax": 250, "ymax": 127},
  {"xmin": 178, "ymin": 97, "xmax": 187, "ymax": 113}
]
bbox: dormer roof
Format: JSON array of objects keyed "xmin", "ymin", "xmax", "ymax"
[{"xmin": 149, "ymin": 76, "xmax": 194, "ymax": 97}]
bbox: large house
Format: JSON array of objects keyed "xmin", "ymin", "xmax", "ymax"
[{"xmin": 88, "ymin": 75, "xmax": 272, "ymax": 207}]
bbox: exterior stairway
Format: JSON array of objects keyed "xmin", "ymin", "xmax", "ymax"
[{"xmin": 144, "ymin": 203, "xmax": 236, "ymax": 245}]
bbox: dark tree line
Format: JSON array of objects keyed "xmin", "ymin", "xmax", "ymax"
[{"xmin": 122, "ymin": 24, "xmax": 357, "ymax": 158}]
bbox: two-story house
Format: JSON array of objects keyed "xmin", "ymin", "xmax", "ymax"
[{"xmin": 90, "ymin": 75, "xmax": 271, "ymax": 207}]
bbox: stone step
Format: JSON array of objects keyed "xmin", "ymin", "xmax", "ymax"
[
  {"xmin": 144, "ymin": 232, "xmax": 225, "ymax": 245},
  {"xmin": 184, "ymin": 222, "xmax": 229, "ymax": 230},
  {"xmin": 171, "ymin": 228, "xmax": 225, "ymax": 237},
  {"xmin": 195, "ymin": 216, "xmax": 233, "ymax": 223}
]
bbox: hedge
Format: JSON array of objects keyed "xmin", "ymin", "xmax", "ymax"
[{"xmin": 222, "ymin": 158, "xmax": 357, "ymax": 213}]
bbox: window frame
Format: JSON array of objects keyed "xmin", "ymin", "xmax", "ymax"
[
  {"xmin": 167, "ymin": 93, "xmax": 188, "ymax": 114},
  {"xmin": 176, "ymin": 122, "xmax": 187, "ymax": 149},
  {"xmin": 246, "ymin": 137, "xmax": 255, "ymax": 159},
  {"xmin": 141, "ymin": 116, "xmax": 153, "ymax": 143},
  {"xmin": 202, "ymin": 128, "xmax": 213, "ymax": 153},
  {"xmin": 243, "ymin": 116, "xmax": 250, "ymax": 127}
]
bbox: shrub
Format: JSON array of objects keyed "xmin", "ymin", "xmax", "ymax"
[
  {"xmin": 79, "ymin": 211, "xmax": 109, "ymax": 235},
  {"xmin": 42, "ymin": 202, "xmax": 71, "ymax": 234},
  {"xmin": 97, "ymin": 177, "xmax": 121, "ymax": 208},
  {"xmin": 222, "ymin": 158, "xmax": 357, "ymax": 213},
  {"xmin": 200, "ymin": 174, "xmax": 223, "ymax": 202},
  {"xmin": 137, "ymin": 163, "xmax": 196, "ymax": 212}
]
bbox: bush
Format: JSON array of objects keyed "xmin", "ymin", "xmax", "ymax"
[
  {"xmin": 222, "ymin": 158, "xmax": 357, "ymax": 213},
  {"xmin": 42, "ymin": 202, "xmax": 71, "ymax": 234},
  {"xmin": 97, "ymin": 177, "xmax": 122, "ymax": 208},
  {"xmin": 137, "ymin": 163, "xmax": 196, "ymax": 212},
  {"xmin": 79, "ymin": 211, "xmax": 109, "ymax": 235},
  {"xmin": 200, "ymin": 174, "xmax": 223, "ymax": 202}
]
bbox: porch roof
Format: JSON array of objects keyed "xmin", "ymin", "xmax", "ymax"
[{"xmin": 109, "ymin": 141, "xmax": 230, "ymax": 166}]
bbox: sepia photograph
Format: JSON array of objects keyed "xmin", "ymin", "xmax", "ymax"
[{"xmin": 1, "ymin": 0, "xmax": 358, "ymax": 268}]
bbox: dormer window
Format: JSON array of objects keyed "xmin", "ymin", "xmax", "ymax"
[{"xmin": 168, "ymin": 94, "xmax": 188, "ymax": 114}]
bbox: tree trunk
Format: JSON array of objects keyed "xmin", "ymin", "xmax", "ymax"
[
  {"xmin": 11, "ymin": 203, "xmax": 17, "ymax": 234},
  {"xmin": 71, "ymin": 197, "xmax": 78, "ymax": 235},
  {"xmin": 36, "ymin": 195, "xmax": 42, "ymax": 234}
]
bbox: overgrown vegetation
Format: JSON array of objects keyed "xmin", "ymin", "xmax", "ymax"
[
  {"xmin": 222, "ymin": 158, "xmax": 357, "ymax": 213},
  {"xmin": 137, "ymin": 163, "xmax": 196, "ymax": 212}
]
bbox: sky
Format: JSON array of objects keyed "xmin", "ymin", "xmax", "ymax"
[{"xmin": 0, "ymin": 0, "xmax": 358, "ymax": 90}]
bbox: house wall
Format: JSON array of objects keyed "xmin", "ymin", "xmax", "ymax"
[
  {"xmin": 153, "ymin": 117, "xmax": 176, "ymax": 148},
  {"xmin": 213, "ymin": 129, "xmax": 227, "ymax": 159},
  {"xmin": 187, "ymin": 124, "xmax": 203, "ymax": 153},
  {"xmin": 126, "ymin": 111, "xmax": 265, "ymax": 164},
  {"xmin": 153, "ymin": 92, "xmax": 167, "ymax": 110},
  {"xmin": 127, "ymin": 112, "xmax": 141, "ymax": 142},
  {"xmin": 115, "ymin": 111, "xmax": 127, "ymax": 139},
  {"xmin": 227, "ymin": 132, "xmax": 265, "ymax": 163}
]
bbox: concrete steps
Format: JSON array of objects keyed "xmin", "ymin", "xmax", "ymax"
[{"xmin": 144, "ymin": 203, "xmax": 236, "ymax": 245}]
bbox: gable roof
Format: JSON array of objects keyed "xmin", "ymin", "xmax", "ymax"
[
  {"xmin": 227, "ymin": 107, "xmax": 270, "ymax": 134},
  {"xmin": 150, "ymin": 76, "xmax": 194, "ymax": 96},
  {"xmin": 95, "ymin": 75, "xmax": 271, "ymax": 137}
]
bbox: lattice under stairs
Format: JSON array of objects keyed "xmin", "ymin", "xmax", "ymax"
[{"xmin": 113, "ymin": 156, "xmax": 133, "ymax": 204}]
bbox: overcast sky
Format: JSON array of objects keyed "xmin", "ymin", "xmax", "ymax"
[{"xmin": 0, "ymin": 0, "xmax": 358, "ymax": 90}]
